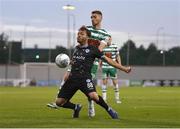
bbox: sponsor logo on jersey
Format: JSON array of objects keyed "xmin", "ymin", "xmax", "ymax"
[{"xmin": 73, "ymin": 55, "xmax": 85, "ymax": 60}]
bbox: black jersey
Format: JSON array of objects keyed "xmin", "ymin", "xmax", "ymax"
[{"xmin": 70, "ymin": 45, "xmax": 103, "ymax": 78}]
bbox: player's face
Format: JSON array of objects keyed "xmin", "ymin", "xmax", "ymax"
[
  {"xmin": 77, "ymin": 30, "xmax": 88, "ymax": 45},
  {"xmin": 91, "ymin": 13, "xmax": 102, "ymax": 26}
]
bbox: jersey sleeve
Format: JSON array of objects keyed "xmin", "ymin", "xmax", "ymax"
[
  {"xmin": 101, "ymin": 36, "xmax": 110, "ymax": 45},
  {"xmin": 100, "ymin": 30, "xmax": 111, "ymax": 45}
]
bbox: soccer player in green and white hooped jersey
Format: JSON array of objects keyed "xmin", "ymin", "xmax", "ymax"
[
  {"xmin": 86, "ymin": 25, "xmax": 111, "ymax": 79},
  {"xmin": 100, "ymin": 37, "xmax": 122, "ymax": 104},
  {"xmin": 85, "ymin": 27, "xmax": 111, "ymax": 117},
  {"xmin": 82, "ymin": 11, "xmax": 110, "ymax": 117}
]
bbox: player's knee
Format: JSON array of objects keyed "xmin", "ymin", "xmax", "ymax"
[
  {"xmin": 88, "ymin": 92, "xmax": 99, "ymax": 101},
  {"xmin": 103, "ymin": 79, "xmax": 107, "ymax": 85},
  {"xmin": 55, "ymin": 98, "xmax": 66, "ymax": 106},
  {"xmin": 101, "ymin": 85, "xmax": 107, "ymax": 91}
]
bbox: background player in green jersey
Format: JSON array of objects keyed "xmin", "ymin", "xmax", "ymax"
[
  {"xmin": 100, "ymin": 37, "xmax": 122, "ymax": 104},
  {"xmin": 86, "ymin": 10, "xmax": 111, "ymax": 117}
]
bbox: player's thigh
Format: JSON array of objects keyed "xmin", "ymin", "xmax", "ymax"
[
  {"xmin": 88, "ymin": 91, "xmax": 99, "ymax": 101},
  {"xmin": 91, "ymin": 64, "xmax": 98, "ymax": 78},
  {"xmin": 102, "ymin": 68, "xmax": 108, "ymax": 79},
  {"xmin": 57, "ymin": 79, "xmax": 78, "ymax": 100},
  {"xmin": 109, "ymin": 68, "xmax": 117, "ymax": 79},
  {"xmin": 79, "ymin": 78, "xmax": 96, "ymax": 97}
]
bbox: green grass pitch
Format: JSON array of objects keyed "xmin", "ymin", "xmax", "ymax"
[{"xmin": 0, "ymin": 86, "xmax": 180, "ymax": 128}]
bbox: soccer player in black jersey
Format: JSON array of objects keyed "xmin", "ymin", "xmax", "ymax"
[
  {"xmin": 55, "ymin": 26, "xmax": 130, "ymax": 119},
  {"xmin": 47, "ymin": 10, "xmax": 131, "ymax": 117}
]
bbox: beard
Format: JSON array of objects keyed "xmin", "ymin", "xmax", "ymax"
[{"xmin": 77, "ymin": 38, "xmax": 86, "ymax": 45}]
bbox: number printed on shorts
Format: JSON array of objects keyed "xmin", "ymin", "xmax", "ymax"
[{"xmin": 86, "ymin": 79, "xmax": 93, "ymax": 89}]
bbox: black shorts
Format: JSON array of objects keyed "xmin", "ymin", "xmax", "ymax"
[{"xmin": 57, "ymin": 77, "xmax": 96, "ymax": 100}]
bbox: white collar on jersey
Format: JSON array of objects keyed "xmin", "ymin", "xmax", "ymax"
[{"xmin": 79, "ymin": 43, "xmax": 88, "ymax": 48}]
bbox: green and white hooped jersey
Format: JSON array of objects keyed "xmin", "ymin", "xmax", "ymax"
[
  {"xmin": 86, "ymin": 26, "xmax": 111, "ymax": 65},
  {"xmin": 86, "ymin": 26, "xmax": 110, "ymax": 45},
  {"xmin": 102, "ymin": 44, "xmax": 119, "ymax": 69}
]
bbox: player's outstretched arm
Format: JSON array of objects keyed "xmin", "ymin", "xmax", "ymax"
[
  {"xmin": 98, "ymin": 42, "xmax": 106, "ymax": 52},
  {"xmin": 98, "ymin": 37, "xmax": 111, "ymax": 52},
  {"xmin": 102, "ymin": 56, "xmax": 131, "ymax": 73}
]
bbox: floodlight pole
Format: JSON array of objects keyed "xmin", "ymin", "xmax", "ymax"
[
  {"xmin": 162, "ymin": 32, "xmax": 166, "ymax": 66},
  {"xmin": 23, "ymin": 24, "xmax": 28, "ymax": 87},
  {"xmin": 70, "ymin": 14, "xmax": 76, "ymax": 48},
  {"xmin": 48, "ymin": 29, "xmax": 52, "ymax": 86},
  {"xmin": 156, "ymin": 27, "xmax": 166, "ymax": 66},
  {"xmin": 156, "ymin": 27, "xmax": 164, "ymax": 49},
  {"xmin": 62, "ymin": 4, "xmax": 75, "ymax": 58}
]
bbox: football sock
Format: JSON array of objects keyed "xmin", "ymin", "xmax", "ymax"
[
  {"xmin": 101, "ymin": 84, "xmax": 107, "ymax": 101},
  {"xmin": 62, "ymin": 101, "xmax": 76, "ymax": 110},
  {"xmin": 95, "ymin": 95, "xmax": 109, "ymax": 111},
  {"xmin": 88, "ymin": 100, "xmax": 94, "ymax": 109},
  {"xmin": 114, "ymin": 84, "xmax": 119, "ymax": 100}
]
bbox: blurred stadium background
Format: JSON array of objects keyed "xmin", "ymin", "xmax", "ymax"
[
  {"xmin": 0, "ymin": 0, "xmax": 180, "ymax": 87},
  {"xmin": 0, "ymin": 29, "xmax": 180, "ymax": 87},
  {"xmin": 0, "ymin": 0, "xmax": 180, "ymax": 128}
]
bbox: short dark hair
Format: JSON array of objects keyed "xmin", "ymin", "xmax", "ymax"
[
  {"xmin": 92, "ymin": 10, "xmax": 102, "ymax": 16},
  {"xmin": 79, "ymin": 26, "xmax": 91, "ymax": 37}
]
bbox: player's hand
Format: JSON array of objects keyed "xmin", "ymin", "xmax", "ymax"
[{"xmin": 125, "ymin": 66, "xmax": 131, "ymax": 73}]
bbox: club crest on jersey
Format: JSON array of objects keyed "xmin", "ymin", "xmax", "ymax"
[
  {"xmin": 86, "ymin": 79, "xmax": 91, "ymax": 83},
  {"xmin": 85, "ymin": 49, "xmax": 90, "ymax": 53}
]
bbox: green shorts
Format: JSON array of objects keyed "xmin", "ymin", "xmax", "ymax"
[
  {"xmin": 91, "ymin": 64, "xmax": 98, "ymax": 79},
  {"xmin": 102, "ymin": 68, "xmax": 117, "ymax": 79}
]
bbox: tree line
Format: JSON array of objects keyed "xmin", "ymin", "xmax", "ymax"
[
  {"xmin": 120, "ymin": 40, "xmax": 180, "ymax": 66},
  {"xmin": 0, "ymin": 33, "xmax": 180, "ymax": 66}
]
